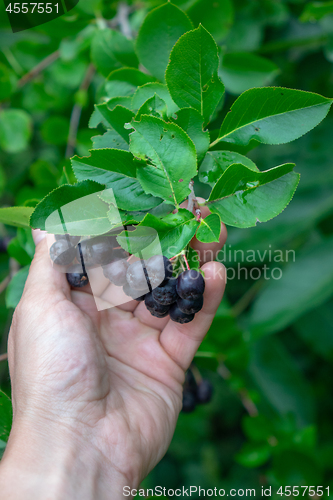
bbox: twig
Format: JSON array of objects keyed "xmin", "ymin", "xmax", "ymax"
[
  {"xmin": 117, "ymin": 2, "xmax": 132, "ymax": 38},
  {"xmin": 65, "ymin": 64, "xmax": 95, "ymax": 158},
  {"xmin": 0, "ymin": 276, "xmax": 10, "ymax": 295},
  {"xmin": 0, "ymin": 353, "xmax": 8, "ymax": 362},
  {"xmin": 18, "ymin": 50, "xmax": 60, "ymax": 87}
]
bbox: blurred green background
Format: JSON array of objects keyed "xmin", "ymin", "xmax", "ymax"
[{"xmin": 1, "ymin": 0, "xmax": 333, "ymax": 497}]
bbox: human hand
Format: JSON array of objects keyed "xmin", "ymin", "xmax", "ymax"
[{"xmin": 0, "ymin": 214, "xmax": 227, "ymax": 500}]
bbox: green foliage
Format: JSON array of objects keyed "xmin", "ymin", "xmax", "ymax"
[
  {"xmin": 0, "ymin": 109, "xmax": 32, "ymax": 153},
  {"xmin": 6, "ymin": 266, "xmax": 30, "ymax": 309},
  {"xmin": 219, "ymin": 53, "xmax": 280, "ymax": 95},
  {"xmin": 0, "ymin": 391, "xmax": 12, "ymax": 442},
  {"xmin": 215, "ymin": 88, "xmax": 333, "ymax": 147},
  {"xmin": 208, "ymin": 163, "xmax": 299, "ymax": 228},
  {"xmin": 166, "ymin": 25, "xmax": 225, "ymax": 124},
  {"xmin": 136, "ymin": 2, "xmax": 193, "ymax": 82}
]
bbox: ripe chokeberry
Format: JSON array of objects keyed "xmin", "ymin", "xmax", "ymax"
[
  {"xmin": 177, "ymin": 294, "xmax": 203, "ymax": 315},
  {"xmin": 182, "ymin": 391, "xmax": 197, "ymax": 413},
  {"xmin": 169, "ymin": 303, "xmax": 194, "ymax": 324},
  {"xmin": 103, "ymin": 259, "xmax": 128, "ymax": 286},
  {"xmin": 196, "ymin": 380, "xmax": 213, "ymax": 404},
  {"xmin": 50, "ymin": 240, "xmax": 76, "ymax": 266},
  {"xmin": 177, "ymin": 270, "xmax": 205, "ymax": 300},
  {"xmin": 126, "ymin": 260, "xmax": 149, "ymax": 290},
  {"xmin": 146, "ymin": 255, "xmax": 173, "ymax": 288},
  {"xmin": 145, "ymin": 292, "xmax": 170, "ymax": 318},
  {"xmin": 152, "ymin": 278, "xmax": 178, "ymax": 305},
  {"xmin": 123, "ymin": 282, "xmax": 147, "ymax": 301},
  {"xmin": 66, "ymin": 270, "xmax": 89, "ymax": 288}
]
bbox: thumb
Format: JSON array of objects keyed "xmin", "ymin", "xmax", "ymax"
[{"xmin": 23, "ymin": 230, "xmax": 70, "ymax": 302}]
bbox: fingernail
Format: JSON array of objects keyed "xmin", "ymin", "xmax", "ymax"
[{"xmin": 32, "ymin": 229, "xmax": 47, "ymax": 246}]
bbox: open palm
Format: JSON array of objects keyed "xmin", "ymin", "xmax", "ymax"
[{"xmin": 7, "ymin": 229, "xmax": 226, "ymax": 496}]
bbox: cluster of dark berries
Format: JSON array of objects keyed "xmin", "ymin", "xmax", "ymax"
[
  {"xmin": 50, "ymin": 235, "xmax": 205, "ymax": 324},
  {"xmin": 49, "ymin": 233, "xmax": 128, "ymax": 288},
  {"xmin": 182, "ymin": 368, "xmax": 213, "ymax": 413},
  {"xmin": 106, "ymin": 255, "xmax": 205, "ymax": 324}
]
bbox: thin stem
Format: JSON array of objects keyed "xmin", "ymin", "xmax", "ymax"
[
  {"xmin": 0, "ymin": 276, "xmax": 11, "ymax": 295},
  {"xmin": 2, "ymin": 47, "xmax": 24, "ymax": 75},
  {"xmin": 182, "ymin": 253, "xmax": 190, "ymax": 271},
  {"xmin": 65, "ymin": 64, "xmax": 95, "ymax": 158},
  {"xmin": 0, "ymin": 353, "xmax": 8, "ymax": 362},
  {"xmin": 117, "ymin": 2, "xmax": 132, "ymax": 38},
  {"xmin": 18, "ymin": 50, "xmax": 60, "ymax": 87}
]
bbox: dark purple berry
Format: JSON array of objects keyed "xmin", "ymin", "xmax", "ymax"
[
  {"xmin": 103, "ymin": 259, "xmax": 128, "ymax": 286},
  {"xmin": 123, "ymin": 282, "xmax": 147, "ymax": 300},
  {"xmin": 66, "ymin": 271, "xmax": 89, "ymax": 288},
  {"xmin": 177, "ymin": 295, "xmax": 203, "ymax": 315},
  {"xmin": 126, "ymin": 260, "xmax": 149, "ymax": 290},
  {"xmin": 176, "ymin": 270, "xmax": 205, "ymax": 300},
  {"xmin": 145, "ymin": 292, "xmax": 170, "ymax": 317},
  {"xmin": 169, "ymin": 303, "xmax": 194, "ymax": 324},
  {"xmin": 196, "ymin": 380, "xmax": 213, "ymax": 404},
  {"xmin": 182, "ymin": 390, "xmax": 197, "ymax": 413},
  {"xmin": 146, "ymin": 255, "xmax": 173, "ymax": 288},
  {"xmin": 50, "ymin": 240, "xmax": 76, "ymax": 266},
  {"xmin": 152, "ymin": 278, "xmax": 178, "ymax": 305}
]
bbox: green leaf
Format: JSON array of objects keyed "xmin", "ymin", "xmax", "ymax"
[
  {"xmin": 300, "ymin": 1, "xmax": 333, "ymax": 22},
  {"xmin": 0, "ymin": 109, "xmax": 32, "ymax": 153},
  {"xmin": 6, "ymin": 265, "xmax": 30, "ymax": 309},
  {"xmin": 219, "ymin": 52, "xmax": 280, "ymax": 95},
  {"xmin": 90, "ymin": 29, "xmax": 138, "ymax": 77},
  {"xmin": 248, "ymin": 337, "xmax": 314, "ymax": 426},
  {"xmin": 187, "ymin": 0, "xmax": 234, "ymax": 43},
  {"xmin": 166, "ymin": 25, "xmax": 225, "ymax": 124},
  {"xmin": 135, "ymin": 94, "xmax": 167, "ymax": 120},
  {"xmin": 92, "ymin": 130, "xmax": 129, "ymax": 151},
  {"xmin": 172, "ymin": 108, "xmax": 210, "ymax": 162},
  {"xmin": 136, "ymin": 2, "xmax": 193, "ymax": 82},
  {"xmin": 89, "ymin": 97, "xmax": 132, "ymax": 129},
  {"xmin": 196, "ymin": 214, "xmax": 221, "ymax": 243},
  {"xmin": 105, "ymin": 68, "xmax": 156, "ymax": 98},
  {"xmin": 215, "ymin": 87, "xmax": 333, "ymax": 147},
  {"xmin": 208, "ymin": 163, "xmax": 300, "ymax": 228},
  {"xmin": 94, "ymin": 104, "xmax": 135, "ymax": 143},
  {"xmin": 7, "ymin": 237, "xmax": 32, "ymax": 266},
  {"xmin": 72, "ymin": 149, "xmax": 162, "ymax": 212},
  {"xmin": 132, "ymin": 83, "xmax": 179, "ymax": 116},
  {"xmin": 30, "ymin": 180, "xmax": 113, "ymax": 236},
  {"xmin": 248, "ymin": 237, "xmax": 333, "ymax": 338},
  {"xmin": 235, "ymin": 442, "xmax": 271, "ymax": 468},
  {"xmin": 199, "ymin": 151, "xmax": 258, "ymax": 187},
  {"xmin": 0, "ymin": 206, "xmax": 33, "ymax": 229},
  {"xmin": 0, "ymin": 391, "xmax": 12, "ymax": 441},
  {"xmin": 117, "ymin": 209, "xmax": 199, "ymax": 258},
  {"xmin": 129, "ymin": 116, "xmax": 197, "ymax": 206}
]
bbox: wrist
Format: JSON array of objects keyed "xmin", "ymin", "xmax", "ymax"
[{"xmin": 0, "ymin": 416, "xmax": 132, "ymax": 500}]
